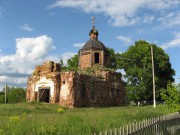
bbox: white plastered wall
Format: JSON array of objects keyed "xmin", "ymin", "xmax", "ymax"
[
  {"xmin": 60, "ymin": 81, "xmax": 70, "ymax": 100},
  {"xmin": 34, "ymin": 76, "xmax": 55, "ymax": 98}
]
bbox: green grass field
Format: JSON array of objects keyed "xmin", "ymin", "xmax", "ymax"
[{"xmin": 0, "ymin": 103, "xmax": 172, "ymax": 135}]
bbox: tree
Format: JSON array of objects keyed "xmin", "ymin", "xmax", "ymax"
[
  {"xmin": 7, "ymin": 87, "xmax": 26, "ymax": 103},
  {"xmin": 117, "ymin": 40, "xmax": 175, "ymax": 101},
  {"xmin": 0, "ymin": 87, "xmax": 26, "ymax": 103},
  {"xmin": 160, "ymin": 82, "xmax": 180, "ymax": 112},
  {"xmin": 60, "ymin": 55, "xmax": 78, "ymax": 71},
  {"xmin": 67, "ymin": 54, "xmax": 78, "ymax": 71},
  {"xmin": 60, "ymin": 59, "xmax": 67, "ymax": 70},
  {"xmin": 0, "ymin": 92, "xmax": 4, "ymax": 103},
  {"xmin": 60, "ymin": 59, "xmax": 64, "ymax": 67},
  {"xmin": 107, "ymin": 47, "xmax": 117, "ymax": 69}
]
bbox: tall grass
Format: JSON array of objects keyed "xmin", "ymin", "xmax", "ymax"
[{"xmin": 0, "ymin": 103, "xmax": 171, "ymax": 135}]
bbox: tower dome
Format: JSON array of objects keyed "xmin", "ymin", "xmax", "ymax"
[
  {"xmin": 78, "ymin": 17, "xmax": 110, "ymax": 69},
  {"xmin": 80, "ymin": 39, "xmax": 107, "ymax": 51}
]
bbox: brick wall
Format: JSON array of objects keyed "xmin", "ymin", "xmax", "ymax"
[
  {"xmin": 61, "ymin": 70, "xmax": 125, "ymax": 107},
  {"xmin": 79, "ymin": 50, "xmax": 107, "ymax": 69},
  {"xmin": 27, "ymin": 61, "xmax": 61, "ymax": 103},
  {"xmin": 59, "ymin": 72, "xmax": 76, "ymax": 108}
]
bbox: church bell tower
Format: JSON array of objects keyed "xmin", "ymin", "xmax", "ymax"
[{"xmin": 79, "ymin": 17, "xmax": 110, "ymax": 69}]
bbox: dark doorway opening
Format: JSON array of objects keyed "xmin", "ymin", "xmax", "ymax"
[
  {"xmin": 95, "ymin": 53, "xmax": 99, "ymax": 63},
  {"xmin": 38, "ymin": 88, "xmax": 50, "ymax": 103}
]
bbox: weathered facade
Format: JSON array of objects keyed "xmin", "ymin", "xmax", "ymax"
[
  {"xmin": 59, "ymin": 70, "xmax": 125, "ymax": 107},
  {"xmin": 79, "ymin": 39, "xmax": 110, "ymax": 69},
  {"xmin": 27, "ymin": 64, "xmax": 125, "ymax": 107},
  {"xmin": 27, "ymin": 61, "xmax": 61, "ymax": 103},
  {"xmin": 27, "ymin": 19, "xmax": 126, "ymax": 107}
]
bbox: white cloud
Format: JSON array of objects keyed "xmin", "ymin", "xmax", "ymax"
[
  {"xmin": 157, "ymin": 12, "xmax": 180, "ymax": 28},
  {"xmin": 0, "ymin": 76, "xmax": 27, "ymax": 91},
  {"xmin": 0, "ymin": 35, "xmax": 78, "ymax": 89},
  {"xmin": 48, "ymin": 0, "xmax": 180, "ymax": 27},
  {"xmin": 19, "ymin": 24, "xmax": 34, "ymax": 32},
  {"xmin": 143, "ymin": 16, "xmax": 155, "ymax": 24},
  {"xmin": 161, "ymin": 32, "xmax": 180, "ymax": 49},
  {"xmin": 0, "ymin": 76, "xmax": 27, "ymax": 86},
  {"xmin": 0, "ymin": 35, "xmax": 56, "ymax": 88},
  {"xmin": 15, "ymin": 35, "xmax": 55, "ymax": 62},
  {"xmin": 147, "ymin": 0, "xmax": 180, "ymax": 10},
  {"xmin": 116, "ymin": 35, "xmax": 133, "ymax": 45},
  {"xmin": 73, "ymin": 42, "xmax": 85, "ymax": 48},
  {"xmin": 161, "ymin": 38, "xmax": 180, "ymax": 50}
]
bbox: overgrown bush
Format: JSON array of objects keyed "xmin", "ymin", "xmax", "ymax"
[
  {"xmin": 161, "ymin": 82, "xmax": 180, "ymax": 112},
  {"xmin": 0, "ymin": 95, "xmax": 5, "ymax": 103}
]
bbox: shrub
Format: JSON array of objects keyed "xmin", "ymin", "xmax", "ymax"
[
  {"xmin": 161, "ymin": 82, "xmax": 180, "ymax": 112},
  {"xmin": 0, "ymin": 87, "xmax": 26, "ymax": 103},
  {"xmin": 0, "ymin": 95, "xmax": 5, "ymax": 103},
  {"xmin": 7, "ymin": 88, "xmax": 26, "ymax": 103}
]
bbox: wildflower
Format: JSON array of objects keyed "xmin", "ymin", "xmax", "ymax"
[
  {"xmin": 57, "ymin": 108, "xmax": 65, "ymax": 113},
  {"xmin": 9, "ymin": 116, "xmax": 20, "ymax": 122}
]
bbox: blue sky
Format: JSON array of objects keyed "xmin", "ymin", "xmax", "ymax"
[{"xmin": 0, "ymin": 0, "xmax": 180, "ymax": 90}]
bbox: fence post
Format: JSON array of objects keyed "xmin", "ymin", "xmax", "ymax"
[
  {"xmin": 132, "ymin": 123, "xmax": 134, "ymax": 134},
  {"xmin": 119, "ymin": 127, "xmax": 122, "ymax": 135},
  {"xmin": 122, "ymin": 126, "xmax": 125, "ymax": 135},
  {"xmin": 110, "ymin": 129, "xmax": 112, "ymax": 135},
  {"xmin": 95, "ymin": 112, "xmax": 180, "ymax": 135},
  {"xmin": 126, "ymin": 125, "xmax": 128, "ymax": 135},
  {"xmin": 150, "ymin": 118, "xmax": 152, "ymax": 134},
  {"xmin": 136, "ymin": 122, "xmax": 138, "ymax": 133},
  {"xmin": 129, "ymin": 124, "xmax": 131, "ymax": 134},
  {"xmin": 114, "ymin": 128, "xmax": 117, "ymax": 135},
  {"xmin": 105, "ymin": 130, "xmax": 108, "ymax": 135}
]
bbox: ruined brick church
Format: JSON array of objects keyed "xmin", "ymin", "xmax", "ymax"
[{"xmin": 27, "ymin": 18, "xmax": 125, "ymax": 107}]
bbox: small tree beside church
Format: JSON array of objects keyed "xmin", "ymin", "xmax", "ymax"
[{"xmin": 161, "ymin": 82, "xmax": 180, "ymax": 112}]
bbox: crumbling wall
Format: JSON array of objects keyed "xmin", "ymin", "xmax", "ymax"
[
  {"xmin": 60, "ymin": 71, "xmax": 76, "ymax": 107},
  {"xmin": 27, "ymin": 61, "xmax": 61, "ymax": 103},
  {"xmin": 27, "ymin": 61, "xmax": 125, "ymax": 107},
  {"xmin": 72, "ymin": 70, "xmax": 125, "ymax": 107}
]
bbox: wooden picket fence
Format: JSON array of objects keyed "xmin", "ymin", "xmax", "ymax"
[{"xmin": 95, "ymin": 112, "xmax": 180, "ymax": 135}]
